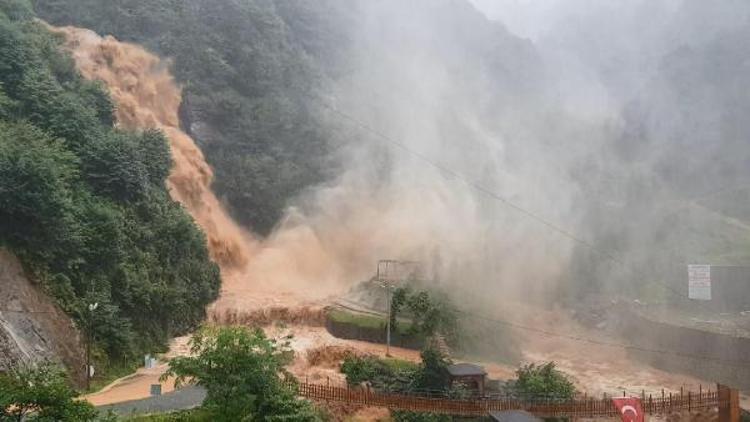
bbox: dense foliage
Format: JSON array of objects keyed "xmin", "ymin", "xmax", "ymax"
[
  {"xmin": 164, "ymin": 326, "xmax": 323, "ymax": 422},
  {"xmin": 124, "ymin": 409, "xmax": 214, "ymax": 422},
  {"xmin": 509, "ymin": 362, "xmax": 576, "ymax": 402},
  {"xmin": 340, "ymin": 347, "xmax": 456, "ymax": 421},
  {"xmin": 390, "ymin": 412, "xmax": 451, "ymax": 422},
  {"xmin": 34, "ymin": 0, "xmax": 335, "ymax": 235},
  {"xmin": 340, "ymin": 345, "xmax": 452, "ymax": 396},
  {"xmin": 390, "ymin": 287, "xmax": 459, "ymax": 345},
  {"xmin": 0, "ymin": 362, "xmax": 108, "ymax": 421},
  {"xmin": 340, "ymin": 355, "xmax": 418, "ymax": 393},
  {"xmin": 0, "ymin": 0, "xmax": 219, "ymax": 372}
]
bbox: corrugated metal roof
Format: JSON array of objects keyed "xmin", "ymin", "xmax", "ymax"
[
  {"xmin": 489, "ymin": 410, "xmax": 541, "ymax": 422},
  {"xmin": 447, "ymin": 363, "xmax": 487, "ymax": 376}
]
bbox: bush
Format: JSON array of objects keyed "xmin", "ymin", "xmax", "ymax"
[
  {"xmin": 411, "ymin": 346, "xmax": 452, "ymax": 395},
  {"xmin": 391, "ymin": 411, "xmax": 451, "ymax": 422},
  {"xmin": 124, "ymin": 409, "xmax": 214, "ymax": 421},
  {"xmin": 163, "ymin": 326, "xmax": 323, "ymax": 421},
  {"xmin": 340, "ymin": 346, "xmax": 453, "ymax": 396},
  {"xmin": 390, "ymin": 287, "xmax": 459, "ymax": 345},
  {"xmin": 0, "ymin": 362, "xmax": 104, "ymax": 421},
  {"xmin": 510, "ymin": 362, "xmax": 575, "ymax": 401},
  {"xmin": 340, "ymin": 355, "xmax": 388, "ymax": 386}
]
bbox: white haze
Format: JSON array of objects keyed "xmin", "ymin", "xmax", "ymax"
[{"xmin": 241, "ymin": 0, "xmax": 750, "ymax": 311}]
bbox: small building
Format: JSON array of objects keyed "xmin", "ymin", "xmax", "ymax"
[
  {"xmin": 489, "ymin": 410, "xmax": 541, "ymax": 422},
  {"xmin": 447, "ymin": 363, "xmax": 487, "ymax": 396}
]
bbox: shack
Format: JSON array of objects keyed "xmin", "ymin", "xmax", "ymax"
[
  {"xmin": 489, "ymin": 410, "xmax": 541, "ymax": 422},
  {"xmin": 447, "ymin": 363, "xmax": 487, "ymax": 396}
]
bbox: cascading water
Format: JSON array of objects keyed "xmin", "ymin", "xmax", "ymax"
[{"xmin": 53, "ymin": 26, "xmax": 251, "ymax": 269}]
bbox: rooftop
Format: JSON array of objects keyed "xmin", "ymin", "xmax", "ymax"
[
  {"xmin": 447, "ymin": 363, "xmax": 487, "ymax": 377},
  {"xmin": 489, "ymin": 410, "xmax": 541, "ymax": 422}
]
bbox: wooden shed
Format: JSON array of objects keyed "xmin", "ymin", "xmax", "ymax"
[{"xmin": 447, "ymin": 363, "xmax": 487, "ymax": 396}]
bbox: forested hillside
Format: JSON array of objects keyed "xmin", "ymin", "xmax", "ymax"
[
  {"xmin": 0, "ymin": 0, "xmax": 219, "ymax": 372},
  {"xmin": 33, "ymin": 0, "xmax": 577, "ymax": 306},
  {"xmin": 34, "ymin": 0, "xmax": 335, "ymax": 234},
  {"xmin": 557, "ymin": 1, "xmax": 750, "ymax": 298},
  {"xmin": 33, "ymin": 0, "xmax": 546, "ymax": 238}
]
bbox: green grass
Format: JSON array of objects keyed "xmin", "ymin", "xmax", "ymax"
[
  {"xmin": 383, "ymin": 357, "xmax": 419, "ymax": 373},
  {"xmin": 85, "ymin": 357, "xmax": 141, "ymax": 394},
  {"xmin": 328, "ymin": 308, "xmax": 385, "ymax": 329},
  {"xmin": 327, "ymin": 308, "xmax": 414, "ymax": 334},
  {"xmin": 123, "ymin": 409, "xmax": 213, "ymax": 422}
]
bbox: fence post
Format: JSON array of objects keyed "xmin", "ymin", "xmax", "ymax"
[
  {"xmin": 718, "ymin": 384, "xmax": 740, "ymax": 422},
  {"xmin": 649, "ymin": 394, "xmax": 653, "ymax": 414}
]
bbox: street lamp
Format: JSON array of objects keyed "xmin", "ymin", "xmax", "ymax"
[{"xmin": 86, "ymin": 302, "xmax": 98, "ymax": 391}]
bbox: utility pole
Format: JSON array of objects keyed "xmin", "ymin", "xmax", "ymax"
[
  {"xmin": 377, "ymin": 260, "xmax": 393, "ymax": 357},
  {"xmin": 385, "ymin": 281, "xmax": 392, "ymax": 357},
  {"xmin": 86, "ymin": 302, "xmax": 98, "ymax": 391}
]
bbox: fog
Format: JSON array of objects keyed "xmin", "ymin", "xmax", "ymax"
[
  {"xmin": 241, "ymin": 0, "xmax": 586, "ymax": 307},
  {"xmin": 48, "ymin": 0, "xmax": 750, "ymax": 392},
  {"xmin": 238, "ymin": 0, "xmax": 750, "ymax": 312}
]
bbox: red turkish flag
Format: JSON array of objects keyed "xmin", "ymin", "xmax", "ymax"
[{"xmin": 612, "ymin": 397, "xmax": 645, "ymax": 422}]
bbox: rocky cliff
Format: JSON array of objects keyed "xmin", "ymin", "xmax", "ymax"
[{"xmin": 0, "ymin": 249, "xmax": 85, "ymax": 385}]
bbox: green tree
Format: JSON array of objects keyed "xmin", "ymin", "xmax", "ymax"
[
  {"xmin": 163, "ymin": 326, "xmax": 322, "ymax": 421},
  {"xmin": 0, "ymin": 362, "xmax": 100, "ymax": 421},
  {"xmin": 0, "ymin": 121, "xmax": 77, "ymax": 252},
  {"xmin": 0, "ymin": 0, "xmax": 33, "ymax": 22},
  {"xmin": 340, "ymin": 355, "xmax": 386, "ymax": 386},
  {"xmin": 412, "ymin": 346, "xmax": 452, "ymax": 395},
  {"xmin": 511, "ymin": 362, "xmax": 575, "ymax": 402},
  {"xmin": 390, "ymin": 287, "xmax": 459, "ymax": 345},
  {"xmin": 33, "ymin": 0, "xmax": 333, "ymax": 235},
  {"xmin": 0, "ymin": 84, "xmax": 16, "ymax": 118},
  {"xmin": 391, "ymin": 411, "xmax": 451, "ymax": 422},
  {"xmin": 0, "ymin": 5, "xmax": 220, "ymax": 378}
]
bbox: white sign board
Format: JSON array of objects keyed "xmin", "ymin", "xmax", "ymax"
[{"xmin": 688, "ymin": 264, "xmax": 711, "ymax": 300}]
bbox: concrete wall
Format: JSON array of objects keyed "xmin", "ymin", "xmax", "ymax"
[
  {"xmin": 620, "ymin": 308, "xmax": 750, "ymax": 389},
  {"xmin": 325, "ymin": 317, "xmax": 425, "ymax": 350}
]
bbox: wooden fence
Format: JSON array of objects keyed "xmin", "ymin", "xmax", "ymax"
[{"xmin": 292, "ymin": 382, "xmax": 731, "ymax": 418}]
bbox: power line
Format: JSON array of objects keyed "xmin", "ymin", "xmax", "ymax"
[
  {"xmin": 450, "ymin": 306, "xmax": 750, "ymax": 369},
  {"xmin": 315, "ymin": 96, "xmax": 750, "ymax": 366},
  {"xmin": 335, "ymin": 295, "xmax": 750, "ymax": 369},
  {"xmin": 312, "ymin": 95, "xmax": 686, "ymax": 299}
]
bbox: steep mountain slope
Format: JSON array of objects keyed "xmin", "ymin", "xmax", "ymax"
[
  {"xmin": 34, "ymin": 0, "xmax": 334, "ymax": 235},
  {"xmin": 558, "ymin": 2, "xmax": 750, "ymax": 298},
  {"xmin": 34, "ymin": 0, "xmax": 581, "ymax": 306},
  {"xmin": 33, "ymin": 0, "xmax": 550, "ymax": 239},
  {"xmin": 0, "ymin": 0, "xmax": 219, "ymax": 379},
  {"xmin": 0, "ymin": 249, "xmax": 85, "ymax": 385}
]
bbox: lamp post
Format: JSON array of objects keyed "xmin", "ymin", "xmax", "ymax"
[{"xmin": 86, "ymin": 302, "xmax": 98, "ymax": 391}]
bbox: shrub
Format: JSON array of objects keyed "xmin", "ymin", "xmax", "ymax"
[
  {"xmin": 0, "ymin": 362, "xmax": 104, "ymax": 421},
  {"xmin": 163, "ymin": 326, "xmax": 323, "ymax": 421},
  {"xmin": 391, "ymin": 411, "xmax": 451, "ymax": 422},
  {"xmin": 511, "ymin": 362, "xmax": 575, "ymax": 401}
]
